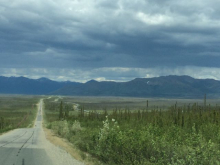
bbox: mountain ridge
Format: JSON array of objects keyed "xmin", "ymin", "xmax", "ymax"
[
  {"xmin": 0, "ymin": 76, "xmax": 80, "ymax": 95},
  {"xmin": 52, "ymin": 75, "xmax": 220, "ymax": 98},
  {"xmin": 0, "ymin": 75, "xmax": 220, "ymax": 98}
]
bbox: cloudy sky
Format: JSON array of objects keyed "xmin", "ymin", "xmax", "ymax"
[{"xmin": 1, "ymin": 0, "xmax": 220, "ymax": 82}]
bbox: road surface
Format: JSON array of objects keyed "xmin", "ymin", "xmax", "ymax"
[{"xmin": 0, "ymin": 99, "xmax": 83, "ymax": 165}]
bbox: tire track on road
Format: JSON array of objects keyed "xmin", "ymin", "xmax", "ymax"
[
  {"xmin": 16, "ymin": 131, "xmax": 35, "ymax": 156},
  {"xmin": 0, "ymin": 131, "xmax": 27, "ymax": 148}
]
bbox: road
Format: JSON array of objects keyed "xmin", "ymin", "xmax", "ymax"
[{"xmin": 0, "ymin": 99, "xmax": 83, "ymax": 165}]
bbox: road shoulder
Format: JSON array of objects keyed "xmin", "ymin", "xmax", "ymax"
[{"xmin": 43, "ymin": 126, "xmax": 97, "ymax": 165}]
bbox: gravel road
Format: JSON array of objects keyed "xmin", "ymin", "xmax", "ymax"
[{"xmin": 0, "ymin": 99, "xmax": 84, "ymax": 165}]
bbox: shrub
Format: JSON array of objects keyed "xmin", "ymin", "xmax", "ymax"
[
  {"xmin": 71, "ymin": 120, "xmax": 82, "ymax": 135},
  {"xmin": 51, "ymin": 120, "xmax": 69, "ymax": 138}
]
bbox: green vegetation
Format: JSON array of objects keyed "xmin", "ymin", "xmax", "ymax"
[
  {"xmin": 0, "ymin": 95, "xmax": 39, "ymax": 133},
  {"xmin": 44, "ymin": 96, "xmax": 220, "ymax": 164}
]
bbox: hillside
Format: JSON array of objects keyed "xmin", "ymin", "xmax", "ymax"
[
  {"xmin": 0, "ymin": 76, "xmax": 80, "ymax": 95},
  {"xmin": 0, "ymin": 75, "xmax": 220, "ymax": 98},
  {"xmin": 52, "ymin": 75, "xmax": 220, "ymax": 98}
]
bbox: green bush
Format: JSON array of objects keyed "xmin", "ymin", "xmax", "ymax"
[{"xmin": 45, "ymin": 100, "xmax": 220, "ymax": 165}]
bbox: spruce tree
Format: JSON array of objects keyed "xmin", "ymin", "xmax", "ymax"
[{"xmin": 59, "ymin": 101, "xmax": 63, "ymax": 120}]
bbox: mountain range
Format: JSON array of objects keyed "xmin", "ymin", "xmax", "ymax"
[
  {"xmin": 0, "ymin": 75, "xmax": 220, "ymax": 98},
  {"xmin": 0, "ymin": 76, "xmax": 80, "ymax": 95}
]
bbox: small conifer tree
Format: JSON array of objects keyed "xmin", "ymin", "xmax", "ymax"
[{"xmin": 59, "ymin": 101, "xmax": 63, "ymax": 120}]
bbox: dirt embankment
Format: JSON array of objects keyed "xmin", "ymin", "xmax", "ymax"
[
  {"xmin": 43, "ymin": 122, "xmax": 101, "ymax": 165},
  {"xmin": 43, "ymin": 125, "xmax": 98, "ymax": 165},
  {"xmin": 42, "ymin": 98, "xmax": 101, "ymax": 165}
]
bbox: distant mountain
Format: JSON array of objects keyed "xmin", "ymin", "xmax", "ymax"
[
  {"xmin": 1, "ymin": 75, "xmax": 220, "ymax": 98},
  {"xmin": 0, "ymin": 76, "xmax": 80, "ymax": 95},
  {"xmin": 52, "ymin": 75, "xmax": 220, "ymax": 98}
]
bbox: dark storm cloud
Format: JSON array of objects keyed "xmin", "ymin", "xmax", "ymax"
[{"xmin": 1, "ymin": 0, "xmax": 220, "ymax": 81}]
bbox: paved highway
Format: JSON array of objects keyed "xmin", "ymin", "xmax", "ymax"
[{"xmin": 0, "ymin": 99, "xmax": 83, "ymax": 165}]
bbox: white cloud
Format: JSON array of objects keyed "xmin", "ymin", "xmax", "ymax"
[
  {"xmin": 136, "ymin": 12, "xmax": 172, "ymax": 25},
  {"xmin": 95, "ymin": 77, "xmax": 106, "ymax": 81}
]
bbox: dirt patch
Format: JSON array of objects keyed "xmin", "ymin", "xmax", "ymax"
[{"xmin": 43, "ymin": 127, "xmax": 98, "ymax": 165}]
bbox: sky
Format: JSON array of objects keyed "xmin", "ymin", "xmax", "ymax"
[{"xmin": 1, "ymin": 0, "xmax": 220, "ymax": 82}]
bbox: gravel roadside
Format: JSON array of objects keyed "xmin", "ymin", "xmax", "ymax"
[{"xmin": 39, "ymin": 99, "xmax": 85, "ymax": 165}]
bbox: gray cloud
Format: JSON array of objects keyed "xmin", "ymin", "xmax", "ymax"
[{"xmin": 1, "ymin": 0, "xmax": 220, "ymax": 81}]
